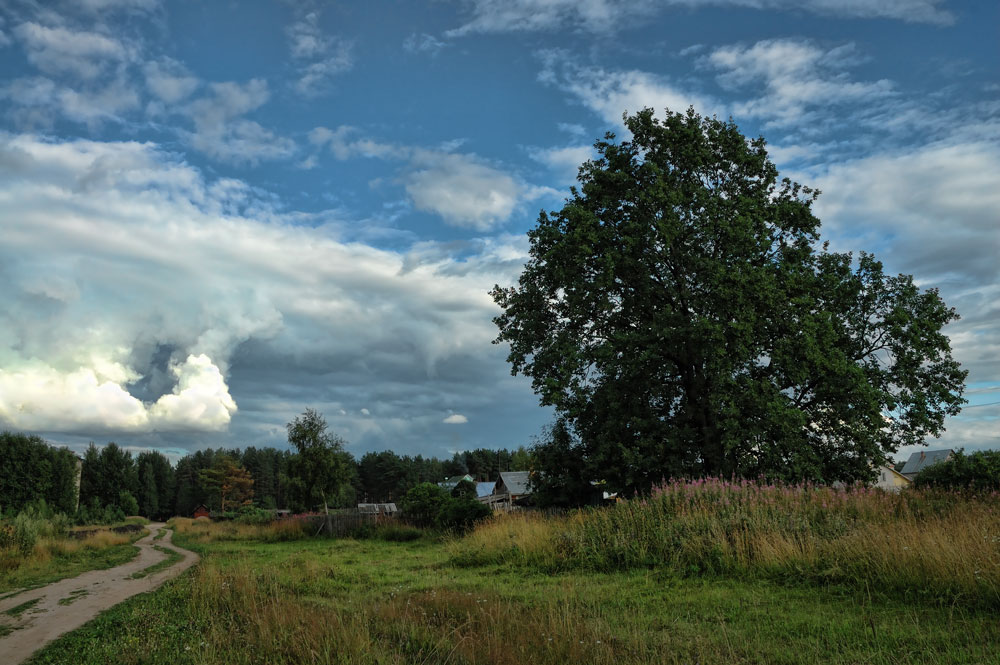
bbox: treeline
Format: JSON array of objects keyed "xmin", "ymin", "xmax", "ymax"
[{"xmin": 1, "ymin": 430, "xmax": 533, "ymax": 521}]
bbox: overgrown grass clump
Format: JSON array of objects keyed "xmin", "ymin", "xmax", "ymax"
[
  {"xmin": 0, "ymin": 507, "xmax": 142, "ymax": 593},
  {"xmin": 452, "ymin": 479, "xmax": 1000, "ymax": 607}
]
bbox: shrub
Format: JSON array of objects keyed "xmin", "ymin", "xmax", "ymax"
[
  {"xmin": 913, "ymin": 449, "xmax": 1000, "ymax": 492},
  {"xmin": 437, "ymin": 498, "xmax": 491, "ymax": 532},
  {"xmin": 235, "ymin": 507, "xmax": 275, "ymax": 526},
  {"xmin": 12, "ymin": 512, "xmax": 40, "ymax": 555},
  {"xmin": 375, "ymin": 524, "xmax": 424, "ymax": 542},
  {"xmin": 401, "ymin": 483, "xmax": 450, "ymax": 527}
]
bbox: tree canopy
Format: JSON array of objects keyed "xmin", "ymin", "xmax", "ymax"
[
  {"xmin": 286, "ymin": 409, "xmax": 352, "ymax": 514},
  {"xmin": 492, "ymin": 108, "xmax": 966, "ymax": 496}
]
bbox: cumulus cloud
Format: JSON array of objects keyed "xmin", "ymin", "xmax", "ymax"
[
  {"xmin": 704, "ymin": 39, "xmax": 893, "ymax": 128},
  {"xmin": 404, "ymin": 150, "xmax": 524, "ymax": 230},
  {"xmin": 447, "ymin": 0, "xmax": 953, "ymax": 35},
  {"xmin": 0, "ymin": 133, "xmax": 532, "ymax": 442},
  {"xmin": 286, "ymin": 11, "xmax": 353, "ymax": 96},
  {"xmin": 443, "ymin": 413, "xmax": 468, "ymax": 424},
  {"xmin": 1, "ymin": 75, "xmax": 140, "ymax": 129}
]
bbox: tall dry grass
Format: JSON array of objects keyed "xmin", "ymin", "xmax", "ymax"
[
  {"xmin": 170, "ymin": 517, "xmax": 311, "ymax": 544},
  {"xmin": 451, "ymin": 480, "xmax": 1000, "ymax": 607}
]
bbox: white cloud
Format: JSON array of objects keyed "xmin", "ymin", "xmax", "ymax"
[
  {"xmin": 309, "ymin": 127, "xmax": 543, "ymax": 229},
  {"xmin": 404, "ymin": 150, "xmax": 524, "ymax": 230},
  {"xmin": 443, "ymin": 414, "xmax": 468, "ymax": 424},
  {"xmin": 805, "ymin": 134, "xmax": 1000, "ymax": 386},
  {"xmin": 360, "ymin": 408, "xmax": 371, "ymax": 416},
  {"xmin": 539, "ymin": 52, "xmax": 719, "ymax": 127},
  {"xmin": 14, "ymin": 22, "xmax": 129, "ymax": 79},
  {"xmin": 704, "ymin": 39, "xmax": 893, "ymax": 127},
  {"xmin": 447, "ymin": 0, "xmax": 953, "ymax": 35},
  {"xmin": 144, "ymin": 58, "xmax": 199, "ymax": 104},
  {"xmin": 403, "ymin": 33, "xmax": 448, "ymax": 55},
  {"xmin": 529, "ymin": 144, "xmax": 594, "ymax": 184},
  {"xmin": 0, "ymin": 133, "xmax": 528, "ymax": 436},
  {"xmin": 286, "ymin": 11, "xmax": 353, "ymax": 96},
  {"xmin": 182, "ymin": 79, "xmax": 296, "ymax": 164},
  {"xmin": 1, "ymin": 75, "xmax": 140, "ymax": 128}
]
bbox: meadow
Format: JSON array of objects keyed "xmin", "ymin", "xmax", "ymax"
[{"xmin": 23, "ymin": 481, "xmax": 1000, "ymax": 665}]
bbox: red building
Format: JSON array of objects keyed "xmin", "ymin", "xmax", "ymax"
[{"xmin": 192, "ymin": 504, "xmax": 211, "ymax": 519}]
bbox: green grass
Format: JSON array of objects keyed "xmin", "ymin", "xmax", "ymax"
[
  {"xmin": 152, "ymin": 529, "xmax": 166, "ymax": 541},
  {"xmin": 4, "ymin": 597, "xmax": 41, "ymax": 618},
  {"xmin": 0, "ymin": 529, "xmax": 145, "ymax": 594},
  {"xmin": 25, "ymin": 532, "xmax": 1000, "ymax": 665},
  {"xmin": 128, "ymin": 545, "xmax": 183, "ymax": 580}
]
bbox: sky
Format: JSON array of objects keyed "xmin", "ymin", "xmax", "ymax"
[{"xmin": 0, "ymin": 0, "xmax": 997, "ymax": 464}]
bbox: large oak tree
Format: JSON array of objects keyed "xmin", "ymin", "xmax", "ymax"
[{"xmin": 492, "ymin": 108, "xmax": 966, "ymax": 495}]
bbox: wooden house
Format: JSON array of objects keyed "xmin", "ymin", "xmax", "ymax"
[{"xmin": 192, "ymin": 504, "xmax": 211, "ymax": 519}]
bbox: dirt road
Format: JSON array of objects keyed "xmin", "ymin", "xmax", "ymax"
[{"xmin": 0, "ymin": 523, "xmax": 199, "ymax": 665}]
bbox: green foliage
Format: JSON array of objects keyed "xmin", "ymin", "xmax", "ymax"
[
  {"xmin": 530, "ymin": 419, "xmax": 600, "ymax": 508},
  {"xmin": 436, "ymin": 497, "xmax": 491, "ymax": 532},
  {"xmin": 286, "ymin": 409, "xmax": 352, "ymax": 514},
  {"xmin": 118, "ymin": 491, "xmax": 139, "ymax": 516},
  {"xmin": 913, "ymin": 449, "xmax": 1000, "ymax": 491},
  {"xmin": 0, "ymin": 432, "xmax": 79, "ymax": 515},
  {"xmin": 400, "ymin": 483, "xmax": 449, "ymax": 527},
  {"xmin": 234, "ymin": 507, "xmax": 275, "ymax": 526},
  {"xmin": 491, "ymin": 107, "xmax": 966, "ymax": 496}
]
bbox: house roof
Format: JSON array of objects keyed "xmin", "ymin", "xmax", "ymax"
[
  {"xmin": 901, "ymin": 449, "xmax": 953, "ymax": 475},
  {"xmin": 475, "ymin": 481, "xmax": 494, "ymax": 498},
  {"xmin": 498, "ymin": 471, "xmax": 531, "ymax": 496},
  {"xmin": 357, "ymin": 503, "xmax": 398, "ymax": 514},
  {"xmin": 439, "ymin": 474, "xmax": 474, "ymax": 489}
]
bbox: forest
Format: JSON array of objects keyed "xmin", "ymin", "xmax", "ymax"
[{"xmin": 0, "ymin": 430, "xmax": 532, "ymax": 522}]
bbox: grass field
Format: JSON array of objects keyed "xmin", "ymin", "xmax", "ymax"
[
  {"xmin": 0, "ymin": 528, "xmax": 146, "ymax": 596},
  {"xmin": 25, "ymin": 522, "xmax": 1000, "ymax": 664}
]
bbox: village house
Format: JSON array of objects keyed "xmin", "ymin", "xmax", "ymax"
[
  {"xmin": 357, "ymin": 502, "xmax": 398, "ymax": 516},
  {"xmin": 900, "ymin": 449, "xmax": 954, "ymax": 481},
  {"xmin": 479, "ymin": 471, "xmax": 532, "ymax": 510},
  {"xmin": 875, "ymin": 464, "xmax": 911, "ymax": 492}
]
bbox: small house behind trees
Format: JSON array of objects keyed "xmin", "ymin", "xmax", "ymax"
[{"xmin": 901, "ymin": 449, "xmax": 954, "ymax": 480}]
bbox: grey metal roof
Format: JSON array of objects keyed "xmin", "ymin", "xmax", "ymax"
[
  {"xmin": 498, "ymin": 471, "xmax": 531, "ymax": 496},
  {"xmin": 901, "ymin": 449, "xmax": 953, "ymax": 475},
  {"xmin": 476, "ymin": 481, "xmax": 494, "ymax": 498},
  {"xmin": 357, "ymin": 503, "xmax": 398, "ymax": 514}
]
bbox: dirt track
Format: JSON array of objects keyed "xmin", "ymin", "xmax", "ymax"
[{"xmin": 0, "ymin": 523, "xmax": 199, "ymax": 665}]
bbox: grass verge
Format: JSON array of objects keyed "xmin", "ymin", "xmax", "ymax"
[
  {"xmin": 0, "ymin": 528, "xmax": 146, "ymax": 594},
  {"xmin": 129, "ymin": 545, "xmax": 183, "ymax": 580}
]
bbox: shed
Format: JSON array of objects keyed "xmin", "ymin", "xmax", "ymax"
[
  {"xmin": 193, "ymin": 504, "xmax": 211, "ymax": 519},
  {"xmin": 357, "ymin": 503, "xmax": 398, "ymax": 515}
]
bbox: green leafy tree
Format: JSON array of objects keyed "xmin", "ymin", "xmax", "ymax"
[
  {"xmin": 530, "ymin": 420, "xmax": 599, "ymax": 508},
  {"xmin": 492, "ymin": 108, "xmax": 966, "ymax": 496},
  {"xmin": 400, "ymin": 482, "xmax": 449, "ymax": 527},
  {"xmin": 286, "ymin": 409, "xmax": 351, "ymax": 514}
]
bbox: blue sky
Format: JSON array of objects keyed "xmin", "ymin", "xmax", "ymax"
[{"xmin": 0, "ymin": 0, "xmax": 997, "ymax": 463}]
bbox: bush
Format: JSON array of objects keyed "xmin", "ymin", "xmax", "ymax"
[
  {"xmin": 913, "ymin": 449, "xmax": 1000, "ymax": 492},
  {"xmin": 401, "ymin": 483, "xmax": 450, "ymax": 527},
  {"xmin": 375, "ymin": 524, "xmax": 424, "ymax": 542},
  {"xmin": 12, "ymin": 512, "xmax": 40, "ymax": 555},
  {"xmin": 437, "ymin": 498, "xmax": 491, "ymax": 532},
  {"xmin": 235, "ymin": 507, "xmax": 275, "ymax": 526}
]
